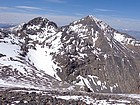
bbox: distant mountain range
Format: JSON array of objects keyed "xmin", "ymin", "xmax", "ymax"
[
  {"xmin": 0, "ymin": 23, "xmax": 16, "ymax": 28},
  {"xmin": 119, "ymin": 29, "xmax": 140, "ymax": 40}
]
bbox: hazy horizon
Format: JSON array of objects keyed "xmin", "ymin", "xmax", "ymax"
[{"xmin": 0, "ymin": 0, "xmax": 140, "ymax": 31}]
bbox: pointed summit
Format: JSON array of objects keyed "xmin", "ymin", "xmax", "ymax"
[
  {"xmin": 82, "ymin": 15, "xmax": 94, "ymax": 23},
  {"xmin": 84, "ymin": 15, "xmax": 93, "ymax": 20},
  {"xmin": 69, "ymin": 15, "xmax": 108, "ymax": 33},
  {"xmin": 71, "ymin": 15, "xmax": 99, "ymax": 27},
  {"xmin": 83, "ymin": 15, "xmax": 100, "ymax": 22},
  {"xmin": 84, "ymin": 15, "xmax": 94, "ymax": 20}
]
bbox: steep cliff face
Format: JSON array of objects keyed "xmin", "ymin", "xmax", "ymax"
[
  {"xmin": 0, "ymin": 16, "xmax": 140, "ymax": 93},
  {"xmin": 55, "ymin": 16, "xmax": 140, "ymax": 93}
]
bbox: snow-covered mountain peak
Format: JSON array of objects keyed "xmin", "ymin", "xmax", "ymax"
[
  {"xmin": 15, "ymin": 17, "xmax": 58, "ymax": 36},
  {"xmin": 0, "ymin": 16, "xmax": 140, "ymax": 94},
  {"xmin": 72, "ymin": 15, "xmax": 98, "ymax": 25},
  {"xmin": 69, "ymin": 15, "xmax": 109, "ymax": 37}
]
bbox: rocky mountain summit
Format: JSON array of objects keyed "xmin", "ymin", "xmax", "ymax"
[{"xmin": 0, "ymin": 15, "xmax": 140, "ymax": 97}]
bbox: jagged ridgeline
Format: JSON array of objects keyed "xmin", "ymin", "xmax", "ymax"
[{"xmin": 0, "ymin": 16, "xmax": 140, "ymax": 93}]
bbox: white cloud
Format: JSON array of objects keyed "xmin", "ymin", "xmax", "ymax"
[
  {"xmin": 47, "ymin": 15, "xmax": 79, "ymax": 25},
  {"xmin": 95, "ymin": 8, "xmax": 114, "ymax": 12},
  {"xmin": 0, "ymin": 6, "xmax": 11, "ymax": 10},
  {"xmin": 46, "ymin": 0, "xmax": 65, "ymax": 3},
  {"xmin": 74, "ymin": 13, "xmax": 84, "ymax": 16},
  {"xmin": 0, "ymin": 12, "xmax": 140, "ymax": 31},
  {"xmin": 16, "ymin": 6, "xmax": 43, "ymax": 10},
  {"xmin": 0, "ymin": 12, "xmax": 79, "ymax": 26},
  {"xmin": 96, "ymin": 15, "xmax": 140, "ymax": 31},
  {"xmin": 46, "ymin": 9, "xmax": 63, "ymax": 14},
  {"xmin": 0, "ymin": 13, "xmax": 40, "ymax": 24}
]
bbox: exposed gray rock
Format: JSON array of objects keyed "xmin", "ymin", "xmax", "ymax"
[{"xmin": 0, "ymin": 16, "xmax": 140, "ymax": 94}]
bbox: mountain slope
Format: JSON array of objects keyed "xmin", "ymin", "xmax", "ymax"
[
  {"xmin": 0, "ymin": 16, "xmax": 140, "ymax": 94},
  {"xmin": 0, "ymin": 17, "xmax": 70, "ymax": 90},
  {"xmin": 55, "ymin": 16, "xmax": 140, "ymax": 93}
]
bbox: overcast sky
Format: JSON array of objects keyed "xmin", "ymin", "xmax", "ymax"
[{"xmin": 0, "ymin": 0, "xmax": 140, "ymax": 31}]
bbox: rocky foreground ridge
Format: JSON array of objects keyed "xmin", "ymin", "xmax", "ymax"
[{"xmin": 0, "ymin": 87, "xmax": 140, "ymax": 105}]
